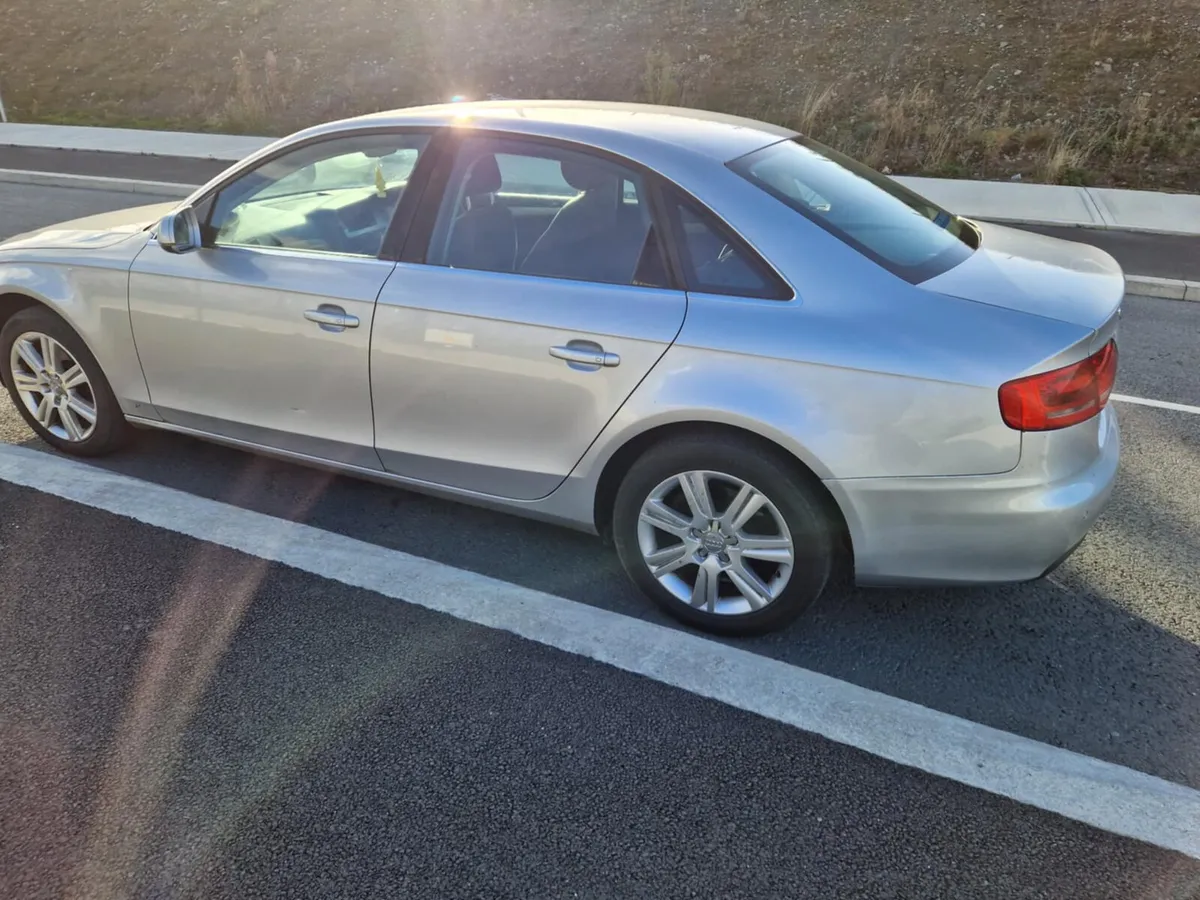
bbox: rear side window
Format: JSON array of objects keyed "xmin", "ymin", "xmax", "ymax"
[
  {"xmin": 729, "ymin": 137, "xmax": 976, "ymax": 284},
  {"xmin": 425, "ymin": 136, "xmax": 670, "ymax": 289}
]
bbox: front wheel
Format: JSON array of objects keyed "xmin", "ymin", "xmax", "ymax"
[
  {"xmin": 1, "ymin": 306, "xmax": 130, "ymax": 457},
  {"xmin": 612, "ymin": 434, "xmax": 836, "ymax": 636}
]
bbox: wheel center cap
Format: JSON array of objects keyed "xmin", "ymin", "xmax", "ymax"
[{"xmin": 701, "ymin": 532, "xmax": 727, "ymax": 553}]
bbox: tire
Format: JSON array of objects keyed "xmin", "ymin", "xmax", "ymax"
[
  {"xmin": 1, "ymin": 305, "xmax": 130, "ymax": 457},
  {"xmin": 612, "ymin": 433, "xmax": 836, "ymax": 636}
]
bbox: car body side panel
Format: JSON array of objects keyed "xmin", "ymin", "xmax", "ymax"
[
  {"xmin": 128, "ymin": 241, "xmax": 393, "ymax": 469},
  {"xmin": 507, "ymin": 277, "xmax": 1098, "ymax": 534},
  {"xmin": 371, "ymin": 265, "xmax": 687, "ymax": 501},
  {"xmin": 0, "ymin": 235, "xmax": 158, "ymax": 417},
  {"xmin": 585, "ymin": 290, "xmax": 1089, "ymax": 481},
  {"xmin": 827, "ymin": 405, "xmax": 1119, "ymax": 584}
]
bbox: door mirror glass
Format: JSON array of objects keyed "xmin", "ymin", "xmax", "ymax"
[{"xmin": 157, "ymin": 208, "xmax": 202, "ymax": 254}]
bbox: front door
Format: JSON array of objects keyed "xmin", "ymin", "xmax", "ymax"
[
  {"xmin": 371, "ymin": 135, "xmax": 686, "ymax": 500},
  {"xmin": 128, "ymin": 130, "xmax": 432, "ymax": 468}
]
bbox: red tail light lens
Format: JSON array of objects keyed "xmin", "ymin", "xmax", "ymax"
[{"xmin": 999, "ymin": 340, "xmax": 1118, "ymax": 431}]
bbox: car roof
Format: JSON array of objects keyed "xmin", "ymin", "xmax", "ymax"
[{"xmin": 307, "ymin": 100, "xmax": 797, "ymax": 164}]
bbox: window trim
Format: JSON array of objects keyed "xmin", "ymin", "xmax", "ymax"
[
  {"xmin": 186, "ymin": 125, "xmax": 442, "ymax": 262},
  {"xmin": 400, "ymin": 129, "xmax": 687, "ymax": 292}
]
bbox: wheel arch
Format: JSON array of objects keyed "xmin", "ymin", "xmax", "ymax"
[
  {"xmin": 0, "ymin": 259, "xmax": 155, "ymax": 411},
  {"xmin": 0, "ymin": 268, "xmax": 99, "ymax": 358},
  {"xmin": 0, "ymin": 287, "xmax": 112, "ymax": 377},
  {"xmin": 0, "ymin": 290, "xmax": 47, "ymax": 333},
  {"xmin": 591, "ymin": 420, "xmax": 853, "ymax": 566}
]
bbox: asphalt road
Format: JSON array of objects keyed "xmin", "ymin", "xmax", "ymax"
[
  {"xmin": 5, "ymin": 482, "xmax": 1195, "ymax": 900},
  {"xmin": 1017, "ymin": 223, "xmax": 1200, "ymax": 283},
  {"xmin": 2, "ymin": 180, "xmax": 1199, "ymax": 898},
  {"xmin": 0, "ymin": 145, "xmax": 231, "ymax": 184},
  {"xmin": 0, "ymin": 181, "xmax": 183, "ymax": 238}
]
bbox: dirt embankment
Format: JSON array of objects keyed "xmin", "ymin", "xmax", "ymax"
[{"xmin": 1, "ymin": 0, "xmax": 1198, "ymax": 189}]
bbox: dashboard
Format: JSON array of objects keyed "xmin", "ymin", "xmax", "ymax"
[{"xmin": 218, "ymin": 184, "xmax": 405, "ymax": 257}]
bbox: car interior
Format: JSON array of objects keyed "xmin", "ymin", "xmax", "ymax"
[
  {"xmin": 203, "ymin": 139, "xmax": 770, "ymax": 295},
  {"xmin": 206, "ymin": 144, "xmax": 423, "ymax": 258},
  {"xmin": 437, "ymin": 151, "xmax": 657, "ymax": 286}
]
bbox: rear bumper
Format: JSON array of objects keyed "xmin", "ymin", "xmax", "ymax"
[{"xmin": 825, "ymin": 405, "xmax": 1119, "ymax": 586}]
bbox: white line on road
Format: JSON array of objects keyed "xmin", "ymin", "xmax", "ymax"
[
  {"xmin": 0, "ymin": 442, "xmax": 1198, "ymax": 860},
  {"xmin": 1113, "ymin": 393, "xmax": 1200, "ymax": 416}
]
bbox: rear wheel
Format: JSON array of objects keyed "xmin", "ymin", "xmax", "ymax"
[
  {"xmin": 1, "ymin": 306, "xmax": 130, "ymax": 457},
  {"xmin": 612, "ymin": 434, "xmax": 836, "ymax": 636}
]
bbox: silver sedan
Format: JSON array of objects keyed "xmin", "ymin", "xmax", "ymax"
[{"xmin": 0, "ymin": 101, "xmax": 1122, "ymax": 635}]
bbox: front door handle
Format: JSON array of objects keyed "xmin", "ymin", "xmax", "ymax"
[
  {"xmin": 550, "ymin": 341, "xmax": 621, "ymax": 370},
  {"xmin": 304, "ymin": 305, "xmax": 360, "ymax": 332}
]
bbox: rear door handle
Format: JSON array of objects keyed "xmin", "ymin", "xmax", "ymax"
[
  {"xmin": 304, "ymin": 305, "xmax": 360, "ymax": 331},
  {"xmin": 550, "ymin": 342, "xmax": 621, "ymax": 370}
]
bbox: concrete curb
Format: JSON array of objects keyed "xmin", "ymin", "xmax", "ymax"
[
  {"xmin": 4, "ymin": 120, "xmax": 1200, "ymax": 235},
  {"xmin": 2, "ymin": 166, "xmax": 1197, "ymax": 302},
  {"xmin": 896, "ymin": 176, "xmax": 1200, "ymax": 238},
  {"xmin": 0, "ymin": 122, "xmax": 268, "ymax": 161},
  {"xmin": 0, "ymin": 167, "xmax": 194, "ymax": 197},
  {"xmin": 1125, "ymin": 275, "xmax": 1200, "ymax": 302}
]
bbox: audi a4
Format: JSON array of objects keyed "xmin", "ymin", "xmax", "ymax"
[{"xmin": 0, "ymin": 100, "xmax": 1122, "ymax": 634}]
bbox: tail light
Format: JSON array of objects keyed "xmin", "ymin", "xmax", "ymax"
[{"xmin": 999, "ymin": 340, "xmax": 1118, "ymax": 431}]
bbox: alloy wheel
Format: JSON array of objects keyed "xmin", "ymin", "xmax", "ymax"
[
  {"xmin": 636, "ymin": 469, "xmax": 795, "ymax": 616},
  {"xmin": 9, "ymin": 331, "xmax": 98, "ymax": 442}
]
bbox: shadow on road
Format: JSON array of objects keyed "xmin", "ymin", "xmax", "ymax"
[{"xmin": 12, "ymin": 420, "xmax": 1199, "ymax": 796}]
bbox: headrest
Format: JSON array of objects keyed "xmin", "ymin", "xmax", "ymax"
[
  {"xmin": 560, "ymin": 159, "xmax": 617, "ymax": 191},
  {"xmin": 464, "ymin": 154, "xmax": 502, "ymax": 195}
]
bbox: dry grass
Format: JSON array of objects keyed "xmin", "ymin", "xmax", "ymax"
[
  {"xmin": 786, "ymin": 80, "xmax": 1199, "ymax": 187},
  {"xmin": 1089, "ymin": 25, "xmax": 1110, "ymax": 49},
  {"xmin": 640, "ymin": 49, "xmax": 682, "ymax": 106},
  {"xmin": 1, "ymin": 0, "xmax": 1198, "ymax": 189},
  {"xmin": 792, "ymin": 84, "xmax": 837, "ymax": 135},
  {"xmin": 1036, "ymin": 133, "xmax": 1093, "ymax": 183}
]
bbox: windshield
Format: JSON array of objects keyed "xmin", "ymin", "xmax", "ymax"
[{"xmin": 729, "ymin": 137, "xmax": 976, "ymax": 284}]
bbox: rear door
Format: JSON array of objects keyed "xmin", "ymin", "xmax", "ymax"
[{"xmin": 370, "ymin": 134, "xmax": 686, "ymax": 500}]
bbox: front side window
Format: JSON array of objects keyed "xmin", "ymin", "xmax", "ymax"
[
  {"xmin": 205, "ymin": 132, "xmax": 429, "ymax": 257},
  {"xmin": 729, "ymin": 137, "xmax": 976, "ymax": 283},
  {"xmin": 425, "ymin": 137, "xmax": 669, "ymax": 288}
]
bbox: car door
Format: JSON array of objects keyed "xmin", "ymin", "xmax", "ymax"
[
  {"xmin": 371, "ymin": 134, "xmax": 687, "ymax": 500},
  {"xmin": 128, "ymin": 130, "xmax": 432, "ymax": 468}
]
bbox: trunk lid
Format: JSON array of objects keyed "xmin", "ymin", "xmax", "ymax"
[{"xmin": 920, "ymin": 219, "xmax": 1124, "ymax": 331}]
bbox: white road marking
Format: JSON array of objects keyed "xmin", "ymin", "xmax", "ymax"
[
  {"xmin": 1113, "ymin": 393, "xmax": 1200, "ymax": 416},
  {"xmin": 0, "ymin": 443, "xmax": 1198, "ymax": 859}
]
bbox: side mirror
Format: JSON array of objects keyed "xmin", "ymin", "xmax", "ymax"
[{"xmin": 157, "ymin": 208, "xmax": 202, "ymax": 254}]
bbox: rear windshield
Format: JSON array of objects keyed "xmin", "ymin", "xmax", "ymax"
[{"xmin": 728, "ymin": 137, "xmax": 976, "ymax": 284}]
